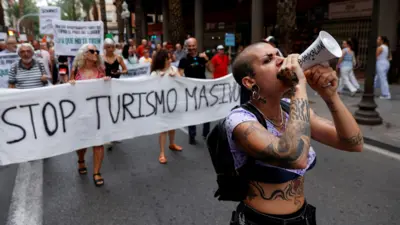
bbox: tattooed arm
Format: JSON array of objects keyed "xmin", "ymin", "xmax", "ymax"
[
  {"xmin": 233, "ymin": 83, "xmax": 311, "ymax": 169},
  {"xmin": 310, "ymin": 93, "xmax": 363, "ymax": 152}
]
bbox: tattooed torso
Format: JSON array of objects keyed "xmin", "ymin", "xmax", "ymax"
[{"xmin": 245, "ymin": 177, "xmax": 306, "ymax": 214}]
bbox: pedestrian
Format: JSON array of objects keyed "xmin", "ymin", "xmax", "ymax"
[
  {"xmin": 69, "ymin": 44, "xmax": 111, "ymax": 187},
  {"xmin": 103, "ymin": 38, "xmax": 128, "ymax": 79},
  {"xmin": 178, "ymin": 38, "xmax": 211, "ymax": 145},
  {"xmin": 226, "ymin": 42, "xmax": 363, "ymax": 224},
  {"xmin": 336, "ymin": 39, "xmax": 358, "ymax": 96},
  {"xmin": 374, "ymin": 36, "xmax": 391, "ymax": 99},
  {"xmin": 210, "ymin": 45, "xmax": 231, "ymax": 79},
  {"xmin": 8, "ymin": 43, "xmax": 49, "ymax": 89},
  {"xmin": 150, "ymin": 49, "xmax": 183, "ymax": 164}
]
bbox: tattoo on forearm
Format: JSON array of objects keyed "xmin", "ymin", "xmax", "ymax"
[
  {"xmin": 339, "ymin": 131, "xmax": 364, "ymax": 146},
  {"xmin": 325, "ymin": 100, "xmax": 338, "ymax": 113},
  {"xmin": 247, "ymin": 177, "xmax": 304, "ymax": 206},
  {"xmin": 291, "ymin": 99, "xmax": 310, "ymax": 122},
  {"xmin": 239, "ymin": 98, "xmax": 311, "ymax": 164}
]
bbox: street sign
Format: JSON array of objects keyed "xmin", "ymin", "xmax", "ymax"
[{"xmin": 225, "ymin": 33, "xmax": 235, "ymax": 47}]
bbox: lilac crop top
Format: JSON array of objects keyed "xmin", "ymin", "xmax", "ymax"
[{"xmin": 225, "ymin": 99, "xmax": 316, "ymax": 178}]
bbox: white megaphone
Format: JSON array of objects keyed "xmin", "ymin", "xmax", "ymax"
[{"xmin": 298, "ymin": 31, "xmax": 342, "ymax": 70}]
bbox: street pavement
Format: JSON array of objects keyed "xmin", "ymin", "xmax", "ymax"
[{"xmin": 1, "ymin": 124, "xmax": 400, "ymax": 225}]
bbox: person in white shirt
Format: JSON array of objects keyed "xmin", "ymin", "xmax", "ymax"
[
  {"xmin": 150, "ymin": 49, "xmax": 182, "ymax": 164},
  {"xmin": 139, "ymin": 49, "xmax": 152, "ymax": 64},
  {"xmin": 32, "ymin": 40, "xmax": 52, "ymax": 83}
]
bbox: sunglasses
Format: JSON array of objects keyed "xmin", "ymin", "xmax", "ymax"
[{"xmin": 87, "ymin": 49, "xmax": 100, "ymax": 54}]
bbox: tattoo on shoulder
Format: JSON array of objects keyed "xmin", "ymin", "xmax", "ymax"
[
  {"xmin": 242, "ymin": 122, "xmax": 265, "ymax": 140},
  {"xmin": 339, "ymin": 131, "xmax": 364, "ymax": 146}
]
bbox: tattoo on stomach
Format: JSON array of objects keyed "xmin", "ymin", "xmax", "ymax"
[{"xmin": 247, "ymin": 177, "xmax": 305, "ymax": 207}]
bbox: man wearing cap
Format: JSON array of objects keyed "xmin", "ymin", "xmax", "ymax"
[{"xmin": 210, "ymin": 45, "xmax": 231, "ymax": 79}]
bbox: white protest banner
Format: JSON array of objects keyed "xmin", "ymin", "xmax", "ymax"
[
  {"xmin": 0, "ymin": 53, "xmax": 20, "ymax": 88},
  {"xmin": 53, "ymin": 20, "xmax": 104, "ymax": 56},
  {"xmin": 40, "ymin": 6, "xmax": 61, "ymax": 34},
  {"xmin": 0, "ymin": 75, "xmax": 240, "ymax": 165},
  {"xmin": 123, "ymin": 64, "xmax": 150, "ymax": 78}
]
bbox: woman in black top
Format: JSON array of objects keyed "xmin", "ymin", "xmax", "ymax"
[{"xmin": 102, "ymin": 38, "xmax": 128, "ymax": 78}]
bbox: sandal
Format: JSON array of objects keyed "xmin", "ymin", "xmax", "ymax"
[
  {"xmin": 93, "ymin": 173, "xmax": 104, "ymax": 187},
  {"xmin": 159, "ymin": 155, "xmax": 167, "ymax": 164},
  {"xmin": 169, "ymin": 144, "xmax": 183, "ymax": 151},
  {"xmin": 78, "ymin": 160, "xmax": 87, "ymax": 175}
]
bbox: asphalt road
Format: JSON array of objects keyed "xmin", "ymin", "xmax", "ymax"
[{"xmin": 1, "ymin": 125, "xmax": 400, "ymax": 225}]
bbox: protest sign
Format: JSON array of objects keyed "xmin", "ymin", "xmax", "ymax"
[
  {"xmin": 53, "ymin": 20, "xmax": 104, "ymax": 56},
  {"xmin": 123, "ymin": 64, "xmax": 150, "ymax": 78},
  {"xmin": 0, "ymin": 74, "xmax": 240, "ymax": 165},
  {"xmin": 40, "ymin": 6, "xmax": 61, "ymax": 35},
  {"xmin": 0, "ymin": 53, "xmax": 20, "ymax": 88},
  {"xmin": 225, "ymin": 33, "xmax": 235, "ymax": 47}
]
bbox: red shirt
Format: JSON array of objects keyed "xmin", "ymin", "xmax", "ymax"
[
  {"xmin": 211, "ymin": 54, "xmax": 229, "ymax": 79},
  {"xmin": 137, "ymin": 45, "xmax": 146, "ymax": 57}
]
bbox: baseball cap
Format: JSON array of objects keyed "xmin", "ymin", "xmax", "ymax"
[{"xmin": 217, "ymin": 45, "xmax": 224, "ymax": 50}]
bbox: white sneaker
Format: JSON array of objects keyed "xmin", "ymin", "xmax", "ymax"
[{"xmin": 379, "ymin": 96, "xmax": 391, "ymax": 100}]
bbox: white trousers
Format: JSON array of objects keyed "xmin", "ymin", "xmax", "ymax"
[{"xmin": 338, "ymin": 67, "xmax": 357, "ymax": 93}]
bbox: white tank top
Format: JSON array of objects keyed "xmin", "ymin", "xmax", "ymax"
[{"xmin": 377, "ymin": 45, "xmax": 389, "ymax": 62}]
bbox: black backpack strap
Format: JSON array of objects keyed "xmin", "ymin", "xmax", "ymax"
[
  {"xmin": 240, "ymin": 103, "xmax": 267, "ymax": 128},
  {"xmin": 280, "ymin": 100, "xmax": 291, "ymax": 114}
]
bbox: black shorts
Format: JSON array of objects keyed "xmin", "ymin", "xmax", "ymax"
[{"xmin": 230, "ymin": 201, "xmax": 316, "ymax": 225}]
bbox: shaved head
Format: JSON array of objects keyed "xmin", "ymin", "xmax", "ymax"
[
  {"xmin": 232, "ymin": 42, "xmax": 271, "ymax": 85},
  {"xmin": 186, "ymin": 38, "xmax": 197, "ymax": 45},
  {"xmin": 186, "ymin": 38, "xmax": 198, "ymax": 56}
]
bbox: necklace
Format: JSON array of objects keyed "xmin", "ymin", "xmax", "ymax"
[{"xmin": 249, "ymin": 103, "xmax": 285, "ymax": 128}]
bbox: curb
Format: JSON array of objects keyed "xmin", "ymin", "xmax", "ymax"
[{"xmin": 363, "ymin": 136, "xmax": 400, "ymax": 155}]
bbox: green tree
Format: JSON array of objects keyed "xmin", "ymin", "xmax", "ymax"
[
  {"xmin": 0, "ymin": 1, "xmax": 6, "ymax": 26},
  {"xmin": 49, "ymin": 0, "xmax": 82, "ymax": 21},
  {"xmin": 81, "ymin": 0, "xmax": 94, "ymax": 21},
  {"xmin": 6, "ymin": 0, "xmax": 39, "ymax": 34}
]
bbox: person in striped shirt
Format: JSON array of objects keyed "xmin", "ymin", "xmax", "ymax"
[{"xmin": 8, "ymin": 43, "xmax": 49, "ymax": 89}]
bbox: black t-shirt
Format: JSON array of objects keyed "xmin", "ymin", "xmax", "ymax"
[{"xmin": 178, "ymin": 54, "xmax": 207, "ymax": 79}]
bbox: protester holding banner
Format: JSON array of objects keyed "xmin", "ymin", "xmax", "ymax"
[
  {"xmin": 178, "ymin": 38, "xmax": 211, "ymax": 145},
  {"xmin": 227, "ymin": 42, "xmax": 363, "ymax": 224},
  {"xmin": 70, "ymin": 44, "xmax": 111, "ymax": 187},
  {"xmin": 150, "ymin": 50, "xmax": 183, "ymax": 164},
  {"xmin": 8, "ymin": 43, "xmax": 50, "ymax": 89},
  {"xmin": 103, "ymin": 38, "xmax": 127, "ymax": 79}
]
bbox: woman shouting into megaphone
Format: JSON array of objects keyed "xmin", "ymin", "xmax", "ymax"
[{"xmin": 224, "ymin": 41, "xmax": 363, "ymax": 225}]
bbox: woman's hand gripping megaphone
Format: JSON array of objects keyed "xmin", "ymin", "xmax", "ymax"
[{"xmin": 304, "ymin": 65, "xmax": 338, "ymax": 100}]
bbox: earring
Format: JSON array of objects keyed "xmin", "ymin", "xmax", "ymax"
[
  {"xmin": 251, "ymin": 85, "xmax": 267, "ymax": 104},
  {"xmin": 251, "ymin": 85, "xmax": 260, "ymax": 100}
]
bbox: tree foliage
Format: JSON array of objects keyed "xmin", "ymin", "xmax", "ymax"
[
  {"xmin": 48, "ymin": 0, "xmax": 83, "ymax": 21},
  {"xmin": 6, "ymin": 0, "xmax": 39, "ymax": 34}
]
